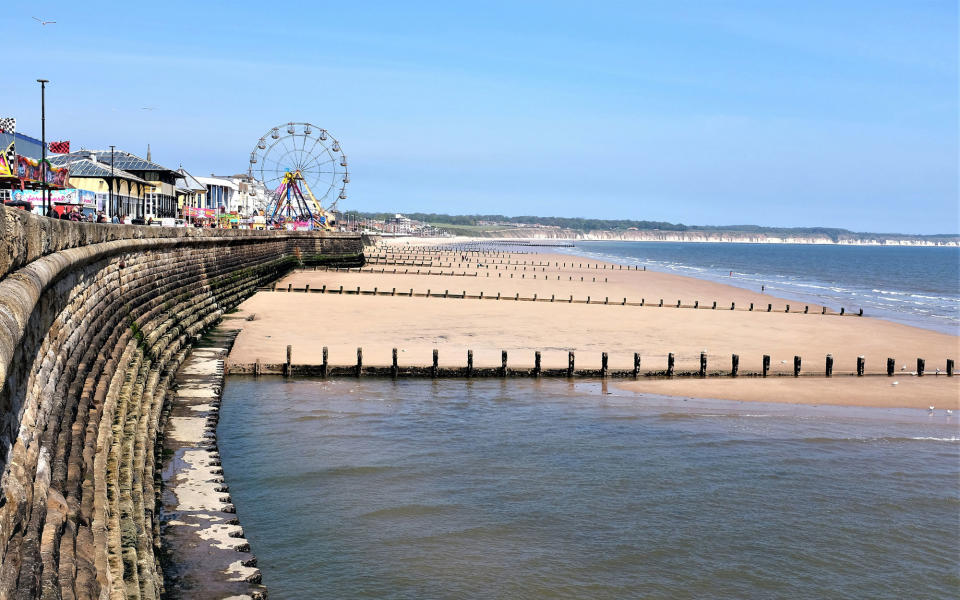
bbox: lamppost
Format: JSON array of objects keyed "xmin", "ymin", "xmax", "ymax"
[
  {"xmin": 109, "ymin": 145, "xmax": 115, "ymax": 219},
  {"xmin": 36, "ymin": 79, "xmax": 49, "ymax": 216}
]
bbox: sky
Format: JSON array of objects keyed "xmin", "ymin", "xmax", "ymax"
[{"xmin": 3, "ymin": 1, "xmax": 957, "ymax": 234}]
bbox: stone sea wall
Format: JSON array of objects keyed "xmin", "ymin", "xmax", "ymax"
[{"xmin": 0, "ymin": 205, "xmax": 364, "ymax": 599}]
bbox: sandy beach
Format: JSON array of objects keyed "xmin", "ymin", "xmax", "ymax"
[{"xmin": 227, "ymin": 239, "xmax": 959, "ymax": 409}]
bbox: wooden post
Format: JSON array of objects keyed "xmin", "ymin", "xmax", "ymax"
[
  {"xmin": 667, "ymin": 353, "xmax": 675, "ymax": 377},
  {"xmin": 534, "ymin": 351, "xmax": 542, "ymax": 377},
  {"xmin": 322, "ymin": 346, "xmax": 328, "ymax": 378},
  {"xmin": 501, "ymin": 350, "xmax": 508, "ymax": 377},
  {"xmin": 749, "ymin": 303, "xmax": 753, "ymax": 311},
  {"xmin": 712, "ymin": 301, "xmax": 717, "ymax": 309},
  {"xmin": 284, "ymin": 345, "xmax": 292, "ymax": 377},
  {"xmin": 762, "ymin": 355, "xmax": 770, "ymax": 377},
  {"xmin": 568, "ymin": 351, "xmax": 575, "ymax": 377},
  {"xmin": 856, "ymin": 356, "xmax": 865, "ymax": 377},
  {"xmin": 677, "ymin": 300, "xmax": 681, "ymax": 308},
  {"xmin": 767, "ymin": 303, "xmax": 772, "ymax": 312},
  {"xmin": 793, "ymin": 355, "xmax": 801, "ymax": 377},
  {"xmin": 254, "ymin": 358, "xmax": 261, "ymax": 378},
  {"xmin": 731, "ymin": 302, "xmax": 735, "ymax": 310},
  {"xmin": 840, "ymin": 307, "xmax": 845, "ymax": 315},
  {"xmin": 305, "ymin": 284, "xmax": 310, "ymax": 293},
  {"xmin": 804, "ymin": 306, "xmax": 808, "ymax": 314},
  {"xmin": 731, "ymin": 354, "xmax": 739, "ymax": 377},
  {"xmin": 601, "ymin": 352, "xmax": 608, "ymax": 378},
  {"xmin": 467, "ymin": 350, "xmax": 473, "ymax": 377},
  {"xmin": 356, "ymin": 347, "xmax": 363, "ymax": 377},
  {"xmin": 785, "ymin": 304, "xmax": 790, "ymax": 313},
  {"xmin": 287, "ymin": 283, "xmax": 292, "ymax": 292},
  {"xmin": 858, "ymin": 308, "xmax": 863, "ymax": 316},
  {"xmin": 321, "ymin": 284, "xmax": 326, "ymax": 293},
  {"xmin": 694, "ymin": 300, "xmax": 699, "ymax": 309},
  {"xmin": 392, "ymin": 348, "xmax": 398, "ymax": 378},
  {"xmin": 432, "ymin": 349, "xmax": 439, "ymax": 378},
  {"xmin": 699, "ymin": 352, "xmax": 707, "ymax": 377},
  {"xmin": 659, "ymin": 299, "xmax": 663, "ymax": 307},
  {"xmin": 825, "ymin": 354, "xmax": 833, "ymax": 377},
  {"xmin": 916, "ymin": 357, "xmax": 924, "ymax": 377},
  {"xmin": 633, "ymin": 353, "xmax": 641, "ymax": 378},
  {"xmin": 822, "ymin": 307, "xmax": 827, "ymax": 315},
  {"xmin": 886, "ymin": 357, "xmax": 895, "ymax": 376},
  {"xmin": 947, "ymin": 359, "xmax": 954, "ymax": 377}
]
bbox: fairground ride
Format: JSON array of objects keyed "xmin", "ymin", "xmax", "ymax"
[{"xmin": 248, "ymin": 122, "xmax": 348, "ymax": 229}]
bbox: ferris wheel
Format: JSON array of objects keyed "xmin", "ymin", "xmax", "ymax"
[{"xmin": 248, "ymin": 122, "xmax": 349, "ymax": 227}]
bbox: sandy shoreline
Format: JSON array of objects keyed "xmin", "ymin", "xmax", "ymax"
[{"xmin": 226, "ymin": 239, "xmax": 958, "ymax": 408}]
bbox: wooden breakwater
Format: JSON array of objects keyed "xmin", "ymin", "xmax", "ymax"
[
  {"xmin": 230, "ymin": 346, "xmax": 954, "ymax": 379},
  {"xmin": 257, "ymin": 282, "xmax": 864, "ymax": 317}
]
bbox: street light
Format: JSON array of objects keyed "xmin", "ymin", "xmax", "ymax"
[
  {"xmin": 36, "ymin": 79, "xmax": 48, "ymax": 216},
  {"xmin": 109, "ymin": 145, "xmax": 115, "ymax": 219}
]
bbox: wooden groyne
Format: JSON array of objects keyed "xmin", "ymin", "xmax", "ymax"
[{"xmin": 230, "ymin": 346, "xmax": 953, "ymax": 379}]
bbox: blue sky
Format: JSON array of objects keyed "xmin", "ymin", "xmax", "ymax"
[{"xmin": 3, "ymin": 1, "xmax": 957, "ymax": 233}]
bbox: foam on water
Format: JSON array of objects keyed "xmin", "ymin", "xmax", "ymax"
[{"xmin": 548, "ymin": 241, "xmax": 959, "ymax": 334}]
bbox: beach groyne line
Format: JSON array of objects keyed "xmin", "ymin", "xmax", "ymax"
[
  {"xmin": 256, "ymin": 285, "xmax": 859, "ymax": 317},
  {"xmin": 230, "ymin": 347, "xmax": 954, "ymax": 379}
]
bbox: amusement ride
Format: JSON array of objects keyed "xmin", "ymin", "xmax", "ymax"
[{"xmin": 248, "ymin": 122, "xmax": 348, "ymax": 229}]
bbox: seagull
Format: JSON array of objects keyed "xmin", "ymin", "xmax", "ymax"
[
  {"xmin": 32, "ymin": 17, "xmax": 56, "ymax": 25},
  {"xmin": 141, "ymin": 106, "xmax": 157, "ymax": 111},
  {"xmin": 891, "ymin": 381, "xmax": 898, "ymax": 386},
  {"xmin": 901, "ymin": 365, "xmax": 906, "ymax": 371},
  {"xmin": 947, "ymin": 409, "xmax": 954, "ymax": 416},
  {"xmin": 928, "ymin": 405, "xmax": 935, "ymax": 412}
]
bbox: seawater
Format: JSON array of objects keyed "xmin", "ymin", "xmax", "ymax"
[
  {"xmin": 549, "ymin": 241, "xmax": 960, "ymax": 334},
  {"xmin": 218, "ymin": 378, "xmax": 960, "ymax": 599}
]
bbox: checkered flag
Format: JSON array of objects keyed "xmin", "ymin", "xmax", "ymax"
[
  {"xmin": 1, "ymin": 142, "xmax": 15, "ymax": 176},
  {"xmin": 0, "ymin": 117, "xmax": 15, "ymax": 134},
  {"xmin": 48, "ymin": 140, "xmax": 70, "ymax": 153}
]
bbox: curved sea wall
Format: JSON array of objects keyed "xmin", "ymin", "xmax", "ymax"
[{"xmin": 0, "ymin": 205, "xmax": 364, "ymax": 599}]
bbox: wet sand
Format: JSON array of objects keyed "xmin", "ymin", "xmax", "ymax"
[{"xmin": 227, "ymin": 241, "xmax": 959, "ymax": 408}]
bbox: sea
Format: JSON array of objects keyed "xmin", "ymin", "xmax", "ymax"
[
  {"xmin": 218, "ymin": 241, "xmax": 959, "ymax": 598},
  {"xmin": 554, "ymin": 241, "xmax": 959, "ymax": 335},
  {"xmin": 219, "ymin": 378, "xmax": 959, "ymax": 599}
]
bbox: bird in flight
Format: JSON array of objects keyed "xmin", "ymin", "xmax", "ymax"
[
  {"xmin": 141, "ymin": 106, "xmax": 158, "ymax": 111},
  {"xmin": 32, "ymin": 17, "xmax": 56, "ymax": 25}
]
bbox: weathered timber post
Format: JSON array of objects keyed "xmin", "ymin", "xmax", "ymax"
[
  {"xmin": 551, "ymin": 294, "xmax": 555, "ymax": 302},
  {"xmin": 667, "ymin": 353, "xmax": 675, "ymax": 377},
  {"xmin": 444, "ymin": 289, "xmax": 448, "ymax": 298},
  {"xmin": 694, "ymin": 300, "xmax": 699, "ymax": 309},
  {"xmin": 731, "ymin": 302, "xmax": 735, "ymax": 310},
  {"xmin": 339, "ymin": 285, "xmax": 344, "ymax": 294},
  {"xmin": 305, "ymin": 284, "xmax": 310, "ymax": 293},
  {"xmin": 392, "ymin": 348, "xmax": 398, "ymax": 378},
  {"xmin": 856, "ymin": 356, "xmax": 865, "ymax": 377},
  {"xmin": 762, "ymin": 355, "xmax": 770, "ymax": 377},
  {"xmin": 392, "ymin": 287, "xmax": 396, "ymax": 296},
  {"xmin": 534, "ymin": 351, "xmax": 542, "ymax": 377},
  {"xmin": 793, "ymin": 355, "xmax": 801, "ymax": 377},
  {"xmin": 501, "ymin": 350, "xmax": 508, "ymax": 377},
  {"xmin": 432, "ymin": 349, "xmax": 439, "ymax": 378},
  {"xmin": 356, "ymin": 347, "xmax": 363, "ymax": 377},
  {"xmin": 858, "ymin": 308, "xmax": 863, "ymax": 316},
  {"xmin": 466, "ymin": 350, "xmax": 474, "ymax": 377},
  {"xmin": 917, "ymin": 357, "xmax": 924, "ymax": 376},
  {"xmin": 601, "ymin": 352, "xmax": 608, "ymax": 378},
  {"xmin": 284, "ymin": 345, "xmax": 292, "ymax": 377},
  {"xmin": 804, "ymin": 306, "xmax": 808, "ymax": 314},
  {"xmin": 677, "ymin": 300, "xmax": 681, "ymax": 308},
  {"xmin": 749, "ymin": 303, "xmax": 754, "ymax": 311},
  {"xmin": 699, "ymin": 352, "xmax": 707, "ymax": 377},
  {"xmin": 886, "ymin": 357, "xmax": 895, "ymax": 376},
  {"xmin": 633, "ymin": 353, "xmax": 641, "ymax": 378},
  {"xmin": 840, "ymin": 307, "xmax": 845, "ymax": 315},
  {"xmin": 947, "ymin": 359, "xmax": 954, "ymax": 376},
  {"xmin": 785, "ymin": 304, "xmax": 790, "ymax": 313},
  {"xmin": 731, "ymin": 354, "xmax": 739, "ymax": 377},
  {"xmin": 767, "ymin": 303, "xmax": 772, "ymax": 312},
  {"xmin": 288, "ymin": 283, "xmax": 292, "ymax": 292},
  {"xmin": 822, "ymin": 307, "xmax": 827, "ymax": 315},
  {"xmin": 826, "ymin": 354, "xmax": 833, "ymax": 377},
  {"xmin": 659, "ymin": 299, "xmax": 663, "ymax": 307},
  {"xmin": 322, "ymin": 346, "xmax": 328, "ymax": 378},
  {"xmin": 712, "ymin": 301, "xmax": 717, "ymax": 309},
  {"xmin": 321, "ymin": 284, "xmax": 326, "ymax": 293},
  {"xmin": 587, "ymin": 296, "xmax": 591, "ymax": 304},
  {"xmin": 568, "ymin": 351, "xmax": 575, "ymax": 377},
  {"xmin": 254, "ymin": 359, "xmax": 261, "ymax": 378}
]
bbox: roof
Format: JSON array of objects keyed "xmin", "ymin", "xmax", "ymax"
[
  {"xmin": 49, "ymin": 149, "xmax": 177, "ymax": 174},
  {"xmin": 48, "ymin": 157, "xmax": 149, "ymax": 184},
  {"xmin": 176, "ymin": 168, "xmax": 206, "ymax": 192},
  {"xmin": 194, "ymin": 175, "xmax": 240, "ymax": 191}
]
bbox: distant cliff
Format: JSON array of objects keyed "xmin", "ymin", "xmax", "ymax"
[{"xmin": 442, "ymin": 227, "xmax": 959, "ymax": 246}]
